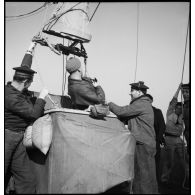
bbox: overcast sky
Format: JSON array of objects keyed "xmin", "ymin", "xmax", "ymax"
[{"xmin": 5, "ymin": 2, "xmax": 189, "ymax": 119}]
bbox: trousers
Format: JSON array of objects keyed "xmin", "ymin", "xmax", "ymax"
[
  {"xmin": 161, "ymin": 136, "xmax": 185, "ymax": 185},
  {"xmin": 5, "ymin": 129, "xmax": 36, "ymax": 194},
  {"xmin": 132, "ymin": 143, "xmax": 158, "ymax": 194}
]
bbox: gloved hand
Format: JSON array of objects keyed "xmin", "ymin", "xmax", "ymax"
[
  {"xmin": 92, "ymin": 78, "xmax": 99, "ymax": 87},
  {"xmin": 39, "ymin": 88, "xmax": 49, "ymax": 99}
]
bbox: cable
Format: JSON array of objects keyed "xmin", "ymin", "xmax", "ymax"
[
  {"xmin": 43, "ymin": 2, "xmax": 81, "ymax": 31},
  {"xmin": 180, "ymin": 6, "xmax": 190, "ymax": 190},
  {"xmin": 6, "ymin": 3, "xmax": 47, "ymax": 19},
  {"xmin": 181, "ymin": 11, "xmax": 190, "ymax": 83},
  {"xmin": 134, "ymin": 3, "xmax": 140, "ymax": 82},
  {"xmin": 90, "ymin": 2, "xmax": 100, "ymax": 22},
  {"xmin": 62, "ymin": 39, "xmax": 70, "ymax": 96}
]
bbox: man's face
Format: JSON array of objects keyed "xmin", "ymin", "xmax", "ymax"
[
  {"xmin": 182, "ymin": 88, "xmax": 189, "ymax": 101},
  {"xmin": 24, "ymin": 79, "xmax": 33, "ymax": 89},
  {"xmin": 130, "ymin": 89, "xmax": 141, "ymax": 100}
]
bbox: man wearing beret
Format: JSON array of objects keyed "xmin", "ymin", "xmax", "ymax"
[
  {"xmin": 5, "ymin": 41, "xmax": 49, "ymax": 193},
  {"xmin": 66, "ymin": 57, "xmax": 106, "ymax": 110},
  {"xmin": 181, "ymin": 83, "xmax": 190, "ymax": 155},
  {"xmin": 108, "ymin": 81, "xmax": 158, "ymax": 194}
]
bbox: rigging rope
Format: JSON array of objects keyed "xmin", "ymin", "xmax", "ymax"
[
  {"xmin": 39, "ymin": 2, "xmax": 50, "ymax": 37},
  {"xmin": 181, "ymin": 12, "xmax": 190, "ymax": 84},
  {"xmin": 43, "ymin": 2, "xmax": 81, "ymax": 31},
  {"xmin": 134, "ymin": 3, "xmax": 140, "ymax": 82},
  {"xmin": 6, "ymin": 3, "xmax": 48, "ymax": 20},
  {"xmin": 180, "ymin": 7, "xmax": 190, "ymax": 190},
  {"xmin": 90, "ymin": 2, "xmax": 100, "ymax": 22},
  {"xmin": 62, "ymin": 39, "xmax": 70, "ymax": 96}
]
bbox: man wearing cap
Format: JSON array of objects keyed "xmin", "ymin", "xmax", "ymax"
[
  {"xmin": 145, "ymin": 94, "xmax": 166, "ymax": 187},
  {"xmin": 108, "ymin": 81, "xmax": 158, "ymax": 194},
  {"xmin": 66, "ymin": 57, "xmax": 105, "ymax": 110},
  {"xmin": 5, "ymin": 41, "xmax": 49, "ymax": 193},
  {"xmin": 181, "ymin": 83, "xmax": 190, "ymax": 155}
]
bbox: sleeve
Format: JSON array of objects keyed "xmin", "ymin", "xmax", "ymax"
[
  {"xmin": 108, "ymin": 102, "xmax": 142, "ymax": 118},
  {"xmin": 94, "ymin": 85, "xmax": 105, "ymax": 104},
  {"xmin": 166, "ymin": 97, "xmax": 177, "ymax": 117},
  {"xmin": 76, "ymin": 83, "xmax": 105, "ymax": 105},
  {"xmin": 6, "ymin": 93, "xmax": 46, "ymax": 120}
]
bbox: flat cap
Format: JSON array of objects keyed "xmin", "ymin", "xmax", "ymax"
[
  {"xmin": 13, "ymin": 66, "xmax": 37, "ymax": 74},
  {"xmin": 130, "ymin": 81, "xmax": 149, "ymax": 92}
]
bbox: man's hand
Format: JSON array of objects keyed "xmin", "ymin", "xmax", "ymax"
[
  {"xmin": 39, "ymin": 88, "xmax": 49, "ymax": 99},
  {"xmin": 84, "ymin": 105, "xmax": 93, "ymax": 112},
  {"xmin": 92, "ymin": 80, "xmax": 99, "ymax": 87}
]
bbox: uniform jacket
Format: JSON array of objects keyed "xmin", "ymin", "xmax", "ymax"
[
  {"xmin": 108, "ymin": 95, "xmax": 156, "ymax": 148},
  {"xmin": 68, "ymin": 77, "xmax": 105, "ymax": 110},
  {"xmin": 5, "ymin": 82, "xmax": 46, "ymax": 132}
]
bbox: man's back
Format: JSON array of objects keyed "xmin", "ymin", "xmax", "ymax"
[{"xmin": 68, "ymin": 77, "xmax": 105, "ymax": 110}]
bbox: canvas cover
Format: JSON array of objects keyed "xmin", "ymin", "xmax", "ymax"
[{"xmin": 43, "ymin": 110, "xmax": 136, "ymax": 193}]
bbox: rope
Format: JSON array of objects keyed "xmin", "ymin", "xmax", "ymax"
[
  {"xmin": 181, "ymin": 12, "xmax": 190, "ymax": 83},
  {"xmin": 134, "ymin": 3, "xmax": 140, "ymax": 82},
  {"xmin": 90, "ymin": 2, "xmax": 100, "ymax": 22},
  {"xmin": 180, "ymin": 7, "xmax": 190, "ymax": 190},
  {"xmin": 62, "ymin": 38, "xmax": 65, "ymax": 95},
  {"xmin": 6, "ymin": 3, "xmax": 48, "ymax": 20},
  {"xmin": 62, "ymin": 39, "xmax": 70, "ymax": 96},
  {"xmin": 43, "ymin": 2, "xmax": 81, "ymax": 31},
  {"xmin": 39, "ymin": 2, "xmax": 50, "ymax": 37}
]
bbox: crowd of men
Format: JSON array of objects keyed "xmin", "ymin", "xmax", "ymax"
[{"xmin": 5, "ymin": 40, "xmax": 190, "ymax": 194}]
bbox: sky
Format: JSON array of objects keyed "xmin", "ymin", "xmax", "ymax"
[{"xmin": 5, "ymin": 2, "xmax": 189, "ymax": 119}]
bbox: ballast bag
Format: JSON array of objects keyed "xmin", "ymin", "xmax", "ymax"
[
  {"xmin": 23, "ymin": 125, "xmax": 33, "ymax": 148},
  {"xmin": 32, "ymin": 114, "xmax": 53, "ymax": 155}
]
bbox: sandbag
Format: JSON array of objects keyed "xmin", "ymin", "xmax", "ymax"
[
  {"xmin": 23, "ymin": 125, "xmax": 33, "ymax": 148},
  {"xmin": 32, "ymin": 114, "xmax": 53, "ymax": 155}
]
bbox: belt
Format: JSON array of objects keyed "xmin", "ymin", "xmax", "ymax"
[{"xmin": 164, "ymin": 132, "xmax": 180, "ymax": 137}]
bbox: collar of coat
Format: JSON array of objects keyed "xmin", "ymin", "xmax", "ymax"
[{"xmin": 130, "ymin": 95, "xmax": 148, "ymax": 104}]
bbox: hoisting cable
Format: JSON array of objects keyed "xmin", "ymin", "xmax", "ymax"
[
  {"xmin": 39, "ymin": 2, "xmax": 50, "ymax": 38},
  {"xmin": 43, "ymin": 2, "xmax": 81, "ymax": 31},
  {"xmin": 62, "ymin": 38, "xmax": 65, "ymax": 96},
  {"xmin": 6, "ymin": 3, "xmax": 48, "ymax": 20},
  {"xmin": 62, "ymin": 39, "xmax": 71, "ymax": 96},
  {"xmin": 181, "ymin": 12, "xmax": 190, "ymax": 83},
  {"xmin": 180, "ymin": 7, "xmax": 190, "ymax": 190},
  {"xmin": 134, "ymin": 2, "xmax": 140, "ymax": 82},
  {"xmin": 32, "ymin": 3, "xmax": 61, "ymax": 55},
  {"xmin": 90, "ymin": 2, "xmax": 100, "ymax": 22}
]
